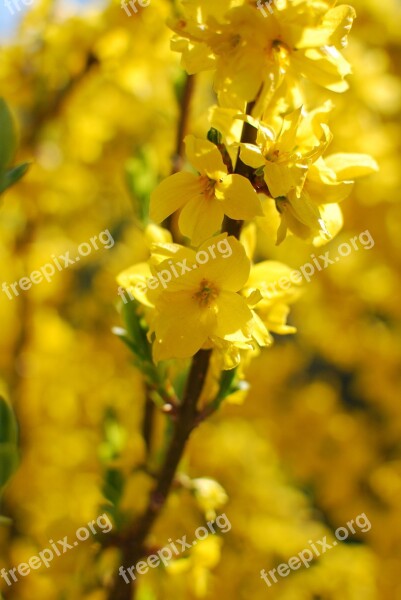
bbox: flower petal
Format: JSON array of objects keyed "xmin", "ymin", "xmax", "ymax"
[
  {"xmin": 117, "ymin": 263, "xmax": 155, "ymax": 307},
  {"xmin": 296, "ymin": 6, "xmax": 356, "ymax": 49},
  {"xmin": 324, "ymin": 153, "xmax": 379, "ymax": 180},
  {"xmin": 264, "ymin": 161, "xmax": 308, "ymax": 198},
  {"xmin": 150, "ymin": 172, "xmax": 200, "ymax": 223},
  {"xmin": 240, "ymin": 143, "xmax": 265, "ymax": 169},
  {"xmin": 202, "ymin": 236, "xmax": 251, "ymax": 291},
  {"xmin": 217, "ymin": 174, "xmax": 263, "ymax": 220},
  {"xmin": 152, "ymin": 296, "xmax": 217, "ymax": 361},
  {"xmin": 214, "ymin": 291, "xmax": 253, "ymax": 339},
  {"xmin": 178, "ymin": 195, "xmax": 224, "ymax": 245},
  {"xmin": 184, "ymin": 135, "xmax": 227, "ymax": 180}
]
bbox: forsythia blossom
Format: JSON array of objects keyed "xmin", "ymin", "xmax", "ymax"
[
  {"xmin": 170, "ymin": 1, "xmax": 357, "ymax": 102},
  {"xmin": 150, "ymin": 135, "xmax": 263, "ymax": 245},
  {"xmin": 117, "ymin": 0, "xmax": 378, "ymax": 366}
]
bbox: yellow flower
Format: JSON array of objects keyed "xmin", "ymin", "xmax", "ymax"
[
  {"xmin": 150, "ymin": 135, "xmax": 262, "ymax": 246},
  {"xmin": 117, "ymin": 235, "xmax": 269, "ymax": 363},
  {"xmin": 243, "ymin": 260, "xmax": 302, "ymax": 335},
  {"xmin": 170, "ymin": 2, "xmax": 356, "ymax": 103},
  {"xmin": 191, "ymin": 477, "xmax": 228, "ymax": 520},
  {"xmin": 236, "ymin": 103, "xmax": 378, "ymax": 244},
  {"xmin": 275, "ymin": 153, "xmax": 379, "ymax": 244},
  {"xmin": 240, "ymin": 104, "xmax": 333, "ymax": 199}
]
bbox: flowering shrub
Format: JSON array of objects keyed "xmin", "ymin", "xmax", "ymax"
[{"xmin": 2, "ymin": 1, "xmax": 400, "ymax": 600}]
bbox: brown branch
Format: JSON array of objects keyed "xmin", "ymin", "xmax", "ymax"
[
  {"xmin": 106, "ymin": 349, "xmax": 211, "ymax": 600},
  {"xmin": 172, "ymin": 74, "xmax": 195, "ymax": 175},
  {"xmin": 222, "ymin": 101, "xmax": 257, "ymax": 239},
  {"xmin": 142, "ymin": 392, "xmax": 155, "ymax": 459}
]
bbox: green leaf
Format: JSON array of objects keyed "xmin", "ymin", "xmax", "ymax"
[
  {"xmin": 0, "ymin": 162, "xmax": 30, "ymax": 195},
  {"xmin": 102, "ymin": 468, "xmax": 125, "ymax": 506},
  {"xmin": 0, "ymin": 397, "xmax": 19, "ymax": 490},
  {"xmin": 121, "ymin": 300, "xmax": 152, "ymax": 362},
  {"xmin": 0, "ymin": 98, "xmax": 17, "ymax": 171},
  {"xmin": 207, "ymin": 127, "xmax": 223, "ymax": 146}
]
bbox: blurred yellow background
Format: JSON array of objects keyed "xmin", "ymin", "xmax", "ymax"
[{"xmin": 1, "ymin": 0, "xmax": 401, "ymax": 598}]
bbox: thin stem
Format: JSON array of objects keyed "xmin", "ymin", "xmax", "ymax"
[
  {"xmin": 173, "ymin": 74, "xmax": 195, "ymax": 174},
  {"xmin": 106, "ymin": 350, "xmax": 211, "ymax": 600},
  {"xmin": 222, "ymin": 101, "xmax": 257, "ymax": 239},
  {"xmin": 142, "ymin": 392, "xmax": 155, "ymax": 459}
]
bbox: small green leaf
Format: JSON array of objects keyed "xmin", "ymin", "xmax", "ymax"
[
  {"xmin": 121, "ymin": 300, "xmax": 152, "ymax": 362},
  {"xmin": 0, "ymin": 162, "xmax": 29, "ymax": 195},
  {"xmin": 207, "ymin": 128, "xmax": 223, "ymax": 146},
  {"xmin": 0, "ymin": 98, "xmax": 18, "ymax": 171}
]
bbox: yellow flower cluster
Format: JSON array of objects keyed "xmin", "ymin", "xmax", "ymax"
[{"xmin": 117, "ymin": 0, "xmax": 377, "ymax": 367}]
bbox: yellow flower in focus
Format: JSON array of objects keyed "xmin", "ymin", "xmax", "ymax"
[
  {"xmin": 238, "ymin": 105, "xmax": 378, "ymax": 244},
  {"xmin": 240, "ymin": 104, "xmax": 333, "ymax": 198},
  {"xmin": 117, "ymin": 235, "xmax": 270, "ymax": 363},
  {"xmin": 170, "ymin": 2, "xmax": 356, "ymax": 103},
  {"xmin": 275, "ymin": 152, "xmax": 379, "ymax": 243},
  {"xmin": 150, "ymin": 135, "xmax": 262, "ymax": 245}
]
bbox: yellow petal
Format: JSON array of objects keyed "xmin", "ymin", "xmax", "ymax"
[
  {"xmin": 217, "ymin": 174, "xmax": 263, "ymax": 220},
  {"xmin": 240, "ymin": 143, "xmax": 265, "ymax": 169},
  {"xmin": 250, "ymin": 310, "xmax": 273, "ymax": 347},
  {"xmin": 291, "ymin": 48, "xmax": 351, "ymax": 92},
  {"xmin": 184, "ymin": 135, "xmax": 227, "ymax": 180},
  {"xmin": 145, "ymin": 224, "xmax": 173, "ymax": 245},
  {"xmin": 296, "ymin": 6, "xmax": 356, "ymax": 49},
  {"xmin": 324, "ymin": 153, "xmax": 379, "ymax": 180},
  {"xmin": 214, "ymin": 292, "xmax": 253, "ymax": 339},
  {"xmin": 277, "ymin": 107, "xmax": 303, "ymax": 153},
  {"xmin": 178, "ymin": 195, "xmax": 224, "ymax": 245},
  {"xmin": 117, "ymin": 263, "xmax": 155, "ymax": 307},
  {"xmin": 150, "ymin": 172, "xmax": 200, "ymax": 223},
  {"xmin": 153, "ymin": 295, "xmax": 217, "ymax": 361},
  {"xmin": 203, "ymin": 236, "xmax": 250, "ymax": 291},
  {"xmin": 263, "ymin": 303, "xmax": 297, "ymax": 335},
  {"xmin": 247, "ymin": 261, "xmax": 295, "ymax": 289},
  {"xmin": 150, "ymin": 242, "xmax": 196, "ymax": 266},
  {"xmin": 264, "ymin": 162, "xmax": 308, "ymax": 198},
  {"xmin": 306, "ymin": 165, "xmax": 354, "ymax": 203},
  {"xmin": 312, "ymin": 203, "xmax": 344, "ymax": 247}
]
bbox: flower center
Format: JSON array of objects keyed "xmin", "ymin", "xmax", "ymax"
[
  {"xmin": 193, "ymin": 279, "xmax": 219, "ymax": 307},
  {"xmin": 270, "ymin": 39, "xmax": 291, "ymax": 71},
  {"xmin": 200, "ymin": 175, "xmax": 216, "ymax": 200}
]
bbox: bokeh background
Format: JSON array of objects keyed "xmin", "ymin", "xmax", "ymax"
[{"xmin": 1, "ymin": 0, "xmax": 401, "ymax": 598}]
